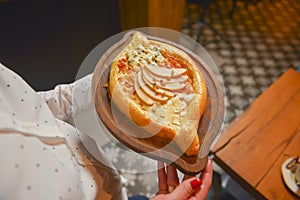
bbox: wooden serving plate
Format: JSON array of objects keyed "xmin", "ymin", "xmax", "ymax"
[{"xmin": 92, "ymin": 31, "xmax": 224, "ymax": 175}]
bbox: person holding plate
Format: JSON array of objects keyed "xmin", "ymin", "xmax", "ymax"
[{"xmin": 0, "ymin": 63, "xmax": 212, "ymax": 200}]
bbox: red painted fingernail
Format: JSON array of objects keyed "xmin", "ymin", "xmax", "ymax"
[{"xmin": 190, "ymin": 178, "xmax": 202, "ymax": 190}]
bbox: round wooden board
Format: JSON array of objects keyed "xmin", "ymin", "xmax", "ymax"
[{"xmin": 92, "ymin": 31, "xmax": 224, "ymax": 175}]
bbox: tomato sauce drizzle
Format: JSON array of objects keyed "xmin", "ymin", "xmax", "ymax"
[{"xmin": 161, "ymin": 50, "xmax": 189, "ymax": 69}]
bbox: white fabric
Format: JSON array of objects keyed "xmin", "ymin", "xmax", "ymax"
[{"xmin": 0, "ymin": 63, "xmax": 127, "ymax": 200}]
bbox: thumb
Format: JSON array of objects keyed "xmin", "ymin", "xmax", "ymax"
[{"xmin": 167, "ymin": 178, "xmax": 202, "ymax": 199}]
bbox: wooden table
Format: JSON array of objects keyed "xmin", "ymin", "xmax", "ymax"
[{"xmin": 211, "ymin": 68, "xmax": 300, "ymax": 200}]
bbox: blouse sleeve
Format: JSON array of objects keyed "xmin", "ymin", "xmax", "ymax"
[
  {"xmin": 0, "ymin": 63, "xmax": 126, "ymax": 200},
  {"xmin": 38, "ymin": 74, "xmax": 93, "ymax": 122}
]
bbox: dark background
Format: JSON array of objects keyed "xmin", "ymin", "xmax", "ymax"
[{"xmin": 0, "ymin": 0, "xmax": 121, "ymax": 90}]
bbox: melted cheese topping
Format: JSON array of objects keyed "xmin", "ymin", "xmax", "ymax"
[
  {"xmin": 116, "ymin": 42, "xmax": 196, "ymax": 129},
  {"xmin": 128, "ymin": 44, "xmax": 165, "ymax": 67}
]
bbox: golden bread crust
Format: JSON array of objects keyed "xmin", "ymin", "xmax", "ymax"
[{"xmin": 108, "ymin": 32, "xmax": 207, "ymax": 160}]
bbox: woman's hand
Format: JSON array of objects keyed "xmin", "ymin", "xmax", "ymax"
[{"xmin": 151, "ymin": 159, "xmax": 213, "ymax": 200}]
